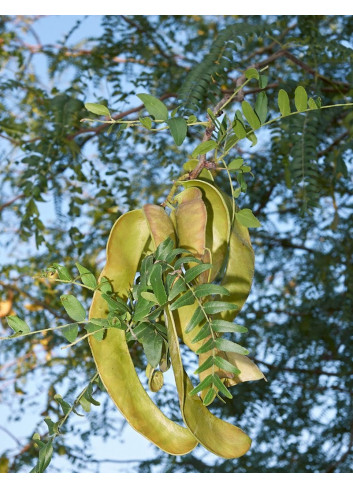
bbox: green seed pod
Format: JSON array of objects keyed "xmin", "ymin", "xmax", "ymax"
[
  {"xmin": 89, "ymin": 210, "xmax": 197, "ymax": 456},
  {"xmin": 149, "ymin": 370, "xmax": 164, "ymax": 393}
]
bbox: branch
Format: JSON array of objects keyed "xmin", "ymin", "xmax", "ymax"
[
  {"xmin": 22, "ymin": 42, "xmax": 159, "ymax": 67},
  {"xmin": 0, "ymin": 194, "xmax": 25, "ymax": 214},
  {"xmin": 68, "ymin": 92, "xmax": 178, "ymax": 144},
  {"xmin": 120, "ymin": 15, "xmax": 171, "ymax": 61},
  {"xmin": 318, "ymin": 130, "xmax": 350, "ymax": 157},
  {"xmin": 282, "ymin": 49, "xmax": 351, "ymax": 91},
  {"xmin": 188, "ymin": 49, "xmax": 288, "ymax": 180}
]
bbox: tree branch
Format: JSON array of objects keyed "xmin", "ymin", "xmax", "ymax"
[{"xmin": 0, "ymin": 194, "xmax": 25, "ymax": 214}]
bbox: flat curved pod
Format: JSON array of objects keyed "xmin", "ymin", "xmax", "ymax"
[
  {"xmin": 89, "ymin": 210, "xmax": 198, "ymax": 455},
  {"xmin": 165, "ymin": 306, "xmax": 252, "ymax": 459}
]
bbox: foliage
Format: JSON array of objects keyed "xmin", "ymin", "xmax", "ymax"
[{"xmin": 0, "ymin": 15, "xmax": 353, "ymax": 473}]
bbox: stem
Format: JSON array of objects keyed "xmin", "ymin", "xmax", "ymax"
[
  {"xmin": 0, "ymin": 321, "xmax": 86, "ymax": 341},
  {"xmin": 61, "ymin": 328, "xmax": 105, "ymax": 349},
  {"xmin": 163, "ymin": 262, "xmax": 217, "ymax": 380},
  {"xmin": 220, "ymin": 102, "xmax": 353, "ymax": 160}
]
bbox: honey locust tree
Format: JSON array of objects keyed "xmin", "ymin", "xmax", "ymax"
[{"xmin": 0, "ymin": 15, "xmax": 353, "ymax": 473}]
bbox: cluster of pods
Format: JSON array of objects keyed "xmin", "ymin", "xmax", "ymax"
[{"xmin": 88, "ymin": 178, "xmax": 265, "ymax": 459}]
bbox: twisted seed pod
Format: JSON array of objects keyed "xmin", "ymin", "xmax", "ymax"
[
  {"xmin": 171, "ymin": 180, "xmax": 263, "ymax": 398},
  {"xmin": 174, "ymin": 187, "xmax": 207, "ymax": 257},
  {"xmin": 89, "ymin": 210, "xmax": 198, "ymax": 455},
  {"xmin": 197, "ymin": 191, "xmax": 264, "ymax": 399},
  {"xmin": 178, "ymin": 180, "xmax": 231, "ymax": 281},
  {"xmin": 142, "ymin": 199, "xmax": 253, "ymax": 455},
  {"xmin": 164, "ymin": 306, "xmax": 252, "ymax": 459},
  {"xmin": 171, "ymin": 179, "xmax": 231, "ymax": 351},
  {"xmin": 143, "ymin": 204, "xmax": 176, "ymax": 247}
]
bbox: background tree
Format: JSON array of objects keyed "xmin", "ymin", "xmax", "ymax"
[{"xmin": 0, "ymin": 14, "xmax": 353, "ymax": 473}]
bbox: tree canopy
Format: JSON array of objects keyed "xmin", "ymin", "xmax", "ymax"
[{"xmin": 0, "ymin": 14, "xmax": 353, "ymax": 473}]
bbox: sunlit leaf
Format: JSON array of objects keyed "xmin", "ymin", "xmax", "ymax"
[
  {"xmin": 191, "ymin": 140, "xmax": 218, "ymax": 158},
  {"xmin": 60, "ymin": 294, "xmax": 86, "ymax": 322},
  {"xmin": 76, "ymin": 263, "xmax": 97, "ymax": 289},
  {"xmin": 85, "ymin": 103, "xmax": 111, "ymax": 117},
  {"xmin": 214, "ymin": 337, "xmax": 249, "ymax": 355},
  {"xmin": 242, "ymin": 101, "xmax": 261, "ymax": 130},
  {"xmin": 235, "ymin": 208, "xmax": 261, "ymax": 228},
  {"xmin": 137, "ymin": 93, "xmax": 168, "ymax": 121},
  {"xmin": 167, "ymin": 117, "xmax": 187, "ymax": 146},
  {"xmin": 278, "ymin": 89, "xmax": 291, "ymax": 116},
  {"xmin": 295, "ymin": 86, "xmax": 308, "ymax": 112},
  {"xmin": 6, "ymin": 316, "xmax": 30, "ymax": 334}
]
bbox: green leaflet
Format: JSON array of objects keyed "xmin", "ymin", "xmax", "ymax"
[
  {"xmin": 245, "ymin": 67, "xmax": 259, "ymax": 80},
  {"xmin": 60, "ymin": 294, "xmax": 86, "ymax": 322},
  {"xmin": 212, "ymin": 374, "xmax": 233, "ymax": 399},
  {"xmin": 228, "ymin": 158, "xmax": 244, "ymax": 171},
  {"xmin": 194, "ymin": 355, "xmax": 214, "ymax": 374},
  {"xmin": 184, "ymin": 263, "xmax": 212, "ymax": 283},
  {"xmin": 85, "ymin": 102, "xmax": 111, "ymax": 117},
  {"xmin": 188, "ymin": 374, "xmax": 214, "ymax": 395},
  {"xmin": 211, "ymin": 319, "xmax": 248, "ymax": 333},
  {"xmin": 168, "ymin": 278, "xmax": 187, "ymax": 301},
  {"xmin": 169, "ymin": 290, "xmax": 195, "ymax": 311},
  {"xmin": 76, "ymin": 263, "xmax": 97, "ymax": 289},
  {"xmin": 31, "ymin": 440, "xmax": 53, "ymax": 473},
  {"xmin": 142, "ymin": 330, "xmax": 164, "ymax": 368},
  {"xmin": 150, "ymin": 263, "xmax": 168, "ymax": 306},
  {"xmin": 233, "ymin": 119, "xmax": 247, "ymax": 139},
  {"xmin": 85, "ymin": 323, "xmax": 105, "ymax": 341},
  {"xmin": 6, "ymin": 316, "xmax": 30, "ymax": 334},
  {"xmin": 193, "ymin": 283, "xmax": 230, "ymax": 298},
  {"xmin": 52, "ymin": 263, "xmax": 72, "ymax": 281},
  {"xmin": 308, "ymin": 97, "xmax": 318, "ymax": 109},
  {"xmin": 214, "ymin": 355, "xmax": 241, "ymax": 374},
  {"xmin": 295, "ymin": 86, "xmax": 308, "ymax": 112},
  {"xmin": 278, "ymin": 89, "xmax": 291, "ymax": 116},
  {"xmin": 137, "ymin": 93, "xmax": 168, "ymax": 121},
  {"xmin": 167, "ymin": 117, "xmax": 188, "ymax": 146},
  {"xmin": 174, "ymin": 255, "xmax": 203, "ymax": 269},
  {"xmin": 185, "ymin": 306, "xmax": 205, "ymax": 334},
  {"xmin": 235, "ymin": 208, "xmax": 261, "ymax": 228},
  {"xmin": 202, "ymin": 301, "xmax": 238, "ymax": 315},
  {"xmin": 165, "ymin": 306, "xmax": 252, "ymax": 458},
  {"xmin": 62, "ymin": 323, "xmax": 79, "ymax": 343},
  {"xmin": 191, "ymin": 323, "xmax": 211, "ymax": 343},
  {"xmin": 89, "ymin": 209, "xmax": 198, "ymax": 456},
  {"xmin": 255, "ymin": 92, "xmax": 268, "ymax": 124},
  {"xmin": 191, "ymin": 140, "xmax": 218, "ymax": 157},
  {"xmin": 242, "ymin": 101, "xmax": 261, "ymax": 130},
  {"xmin": 215, "ymin": 337, "xmax": 248, "ymax": 355},
  {"xmin": 202, "ymin": 388, "xmax": 217, "ymax": 406}
]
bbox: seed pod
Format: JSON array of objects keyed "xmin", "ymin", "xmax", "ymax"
[
  {"xmin": 198, "ymin": 350, "xmax": 266, "ymax": 402},
  {"xmin": 171, "ymin": 179, "xmax": 231, "ymax": 351},
  {"xmin": 89, "ymin": 209, "xmax": 197, "ymax": 456},
  {"xmin": 164, "ymin": 306, "xmax": 252, "ymax": 459},
  {"xmin": 174, "ymin": 187, "xmax": 207, "ymax": 257},
  {"xmin": 148, "ymin": 370, "xmax": 164, "ymax": 393},
  {"xmin": 143, "ymin": 204, "xmax": 176, "ymax": 248}
]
